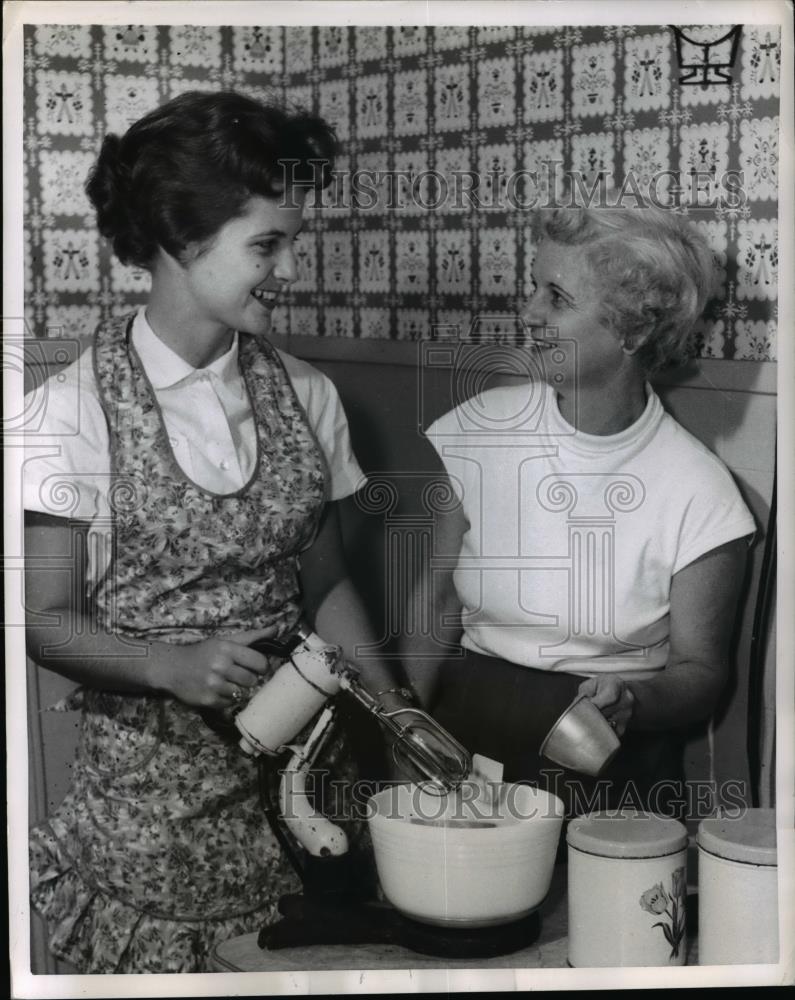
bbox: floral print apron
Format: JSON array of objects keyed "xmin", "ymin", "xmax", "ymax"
[{"xmin": 29, "ymin": 313, "xmax": 326, "ymax": 972}]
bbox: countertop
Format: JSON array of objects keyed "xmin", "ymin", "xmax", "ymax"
[{"xmin": 211, "ymin": 865, "xmax": 698, "ymax": 972}]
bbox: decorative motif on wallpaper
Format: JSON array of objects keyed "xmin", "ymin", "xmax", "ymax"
[{"xmin": 23, "ymin": 23, "xmax": 779, "ymax": 361}]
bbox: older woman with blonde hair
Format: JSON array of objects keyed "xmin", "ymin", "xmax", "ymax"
[{"xmin": 402, "ymin": 200, "xmax": 756, "ymax": 815}]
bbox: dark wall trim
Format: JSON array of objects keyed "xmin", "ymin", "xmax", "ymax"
[
  {"xmin": 269, "ymin": 334, "xmax": 778, "ymax": 396},
  {"xmin": 22, "ymin": 335, "xmax": 778, "ymax": 398}
]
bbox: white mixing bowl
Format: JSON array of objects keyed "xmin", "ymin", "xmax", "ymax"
[{"xmin": 367, "ymin": 782, "xmax": 565, "ymax": 927}]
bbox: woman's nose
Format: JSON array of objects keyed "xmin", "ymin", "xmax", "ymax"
[
  {"xmin": 273, "ymin": 246, "xmax": 298, "ymax": 285},
  {"xmin": 522, "ymin": 290, "xmax": 544, "ymax": 331}
]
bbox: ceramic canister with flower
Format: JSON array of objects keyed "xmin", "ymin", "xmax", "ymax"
[{"xmin": 567, "ymin": 809, "xmax": 689, "ymax": 967}]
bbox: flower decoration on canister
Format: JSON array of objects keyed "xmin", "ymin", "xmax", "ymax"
[{"xmin": 639, "ymin": 865, "xmax": 687, "ymax": 959}]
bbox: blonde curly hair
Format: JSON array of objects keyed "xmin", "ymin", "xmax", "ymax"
[{"xmin": 531, "ymin": 204, "xmax": 718, "ymax": 374}]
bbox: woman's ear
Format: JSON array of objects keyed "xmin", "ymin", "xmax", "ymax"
[
  {"xmin": 620, "ymin": 327, "xmax": 652, "ymax": 357},
  {"xmin": 621, "ymin": 304, "xmax": 661, "ymax": 357},
  {"xmin": 620, "ymin": 336, "xmax": 639, "ymax": 356}
]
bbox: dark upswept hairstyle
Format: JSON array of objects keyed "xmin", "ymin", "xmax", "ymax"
[{"xmin": 85, "ymin": 90, "xmax": 338, "ymax": 268}]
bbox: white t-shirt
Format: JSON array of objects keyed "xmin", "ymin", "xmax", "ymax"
[
  {"xmin": 426, "ymin": 380, "xmax": 756, "ymax": 676},
  {"xmin": 24, "ymin": 310, "xmax": 365, "ymax": 579}
]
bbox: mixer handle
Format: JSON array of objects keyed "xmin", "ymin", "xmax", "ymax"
[{"xmin": 248, "ymin": 632, "xmax": 304, "ymax": 659}]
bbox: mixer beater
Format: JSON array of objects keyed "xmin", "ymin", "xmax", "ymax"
[{"xmin": 230, "ymin": 627, "xmax": 545, "ymax": 958}]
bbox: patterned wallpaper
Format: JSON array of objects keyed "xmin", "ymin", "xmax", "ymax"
[{"xmin": 22, "ymin": 23, "xmax": 780, "ymax": 361}]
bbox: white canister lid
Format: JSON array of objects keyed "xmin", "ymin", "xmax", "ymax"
[
  {"xmin": 567, "ymin": 809, "xmax": 688, "ymax": 859},
  {"xmin": 697, "ymin": 808, "xmax": 777, "ymax": 866}
]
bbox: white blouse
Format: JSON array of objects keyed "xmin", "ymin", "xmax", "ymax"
[{"xmin": 24, "ymin": 309, "xmax": 365, "ymax": 578}]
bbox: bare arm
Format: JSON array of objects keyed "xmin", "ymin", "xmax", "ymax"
[
  {"xmin": 581, "ymin": 538, "xmax": 749, "ymax": 733},
  {"xmin": 298, "ymin": 501, "xmax": 400, "ymax": 700},
  {"xmin": 24, "ymin": 512, "xmax": 278, "ymax": 709},
  {"xmin": 399, "ymin": 500, "xmax": 468, "ymax": 708}
]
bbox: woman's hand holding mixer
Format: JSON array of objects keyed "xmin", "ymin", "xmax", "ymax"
[{"xmin": 159, "ymin": 627, "xmax": 282, "ymax": 710}]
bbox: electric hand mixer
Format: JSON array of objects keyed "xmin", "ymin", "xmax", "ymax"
[
  {"xmin": 229, "ymin": 626, "xmax": 612, "ymax": 957},
  {"xmin": 232, "ymin": 625, "xmax": 514, "ymax": 956}
]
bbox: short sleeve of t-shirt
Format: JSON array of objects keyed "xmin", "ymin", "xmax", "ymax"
[
  {"xmin": 278, "ymin": 351, "xmax": 366, "ymax": 501},
  {"xmin": 666, "ymin": 426, "xmax": 757, "ymax": 574},
  {"xmin": 22, "ymin": 349, "xmax": 108, "ymax": 521}
]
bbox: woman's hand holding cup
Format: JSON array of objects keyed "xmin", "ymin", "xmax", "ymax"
[{"xmin": 577, "ymin": 675, "xmax": 636, "ymax": 737}]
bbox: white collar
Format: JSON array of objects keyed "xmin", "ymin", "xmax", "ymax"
[
  {"xmin": 546, "ymin": 381, "xmax": 662, "ymax": 455},
  {"xmin": 130, "ymin": 308, "xmax": 242, "ymax": 394}
]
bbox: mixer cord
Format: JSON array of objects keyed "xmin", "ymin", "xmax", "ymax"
[{"xmin": 258, "ymin": 755, "xmax": 307, "ymax": 882}]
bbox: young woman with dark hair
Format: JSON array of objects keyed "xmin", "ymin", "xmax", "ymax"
[{"xmin": 24, "ymin": 90, "xmax": 401, "ymax": 973}]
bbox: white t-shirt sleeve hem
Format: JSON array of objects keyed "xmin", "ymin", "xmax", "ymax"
[
  {"xmin": 23, "ymin": 475, "xmax": 100, "ymax": 521},
  {"xmin": 673, "ymin": 515, "xmax": 757, "ymax": 575},
  {"xmin": 277, "ymin": 351, "xmax": 367, "ymax": 502}
]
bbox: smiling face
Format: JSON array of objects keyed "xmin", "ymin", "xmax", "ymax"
[
  {"xmin": 148, "ymin": 192, "xmax": 306, "ymax": 365},
  {"xmin": 522, "ymin": 238, "xmax": 628, "ymax": 392},
  {"xmin": 185, "ymin": 192, "xmax": 304, "ymax": 334}
]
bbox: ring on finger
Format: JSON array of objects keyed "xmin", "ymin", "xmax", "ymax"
[
  {"xmin": 230, "ymin": 685, "xmax": 245, "ymax": 704},
  {"xmin": 609, "ymin": 720, "xmax": 618, "ymax": 730}
]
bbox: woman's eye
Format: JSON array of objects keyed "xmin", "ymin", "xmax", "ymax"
[{"xmin": 256, "ymin": 242, "xmax": 276, "ymax": 255}]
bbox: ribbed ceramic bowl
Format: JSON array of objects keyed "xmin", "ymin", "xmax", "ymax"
[{"xmin": 367, "ymin": 783, "xmax": 565, "ymax": 927}]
